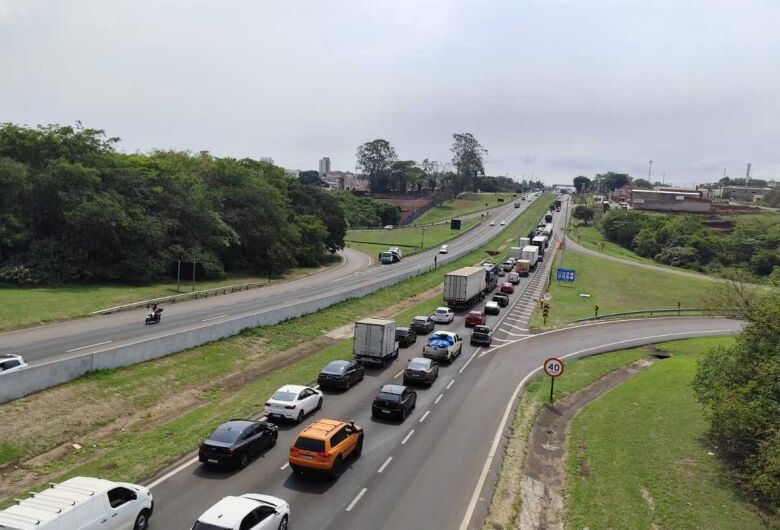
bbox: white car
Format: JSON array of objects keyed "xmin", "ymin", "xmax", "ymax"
[
  {"xmin": 192, "ymin": 494, "xmax": 289, "ymax": 530},
  {"xmin": 500, "ymin": 220, "xmax": 506, "ymax": 226},
  {"xmin": 431, "ymin": 307, "xmax": 455, "ymax": 324},
  {"xmin": 0, "ymin": 353, "xmax": 27, "ymax": 375},
  {"xmin": 439, "ymin": 245, "xmax": 449, "ymax": 254},
  {"xmin": 489, "ymin": 221, "xmax": 496, "ymax": 226},
  {"xmin": 264, "ymin": 384, "xmax": 323, "ymax": 423},
  {"xmin": 389, "ymin": 247, "xmax": 403, "ymax": 259},
  {"xmin": 383, "ymin": 225, "xmax": 394, "ymax": 230}
]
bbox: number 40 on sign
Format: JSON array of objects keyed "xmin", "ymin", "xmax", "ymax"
[{"xmin": 544, "ymin": 357, "xmax": 565, "ymax": 403}]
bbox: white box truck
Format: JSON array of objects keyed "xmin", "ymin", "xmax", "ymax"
[
  {"xmin": 521, "ymin": 245, "xmax": 539, "ymax": 268},
  {"xmin": 0, "ymin": 476, "xmax": 153, "ymax": 530},
  {"xmin": 509, "ymin": 246, "xmax": 523, "ymax": 259},
  {"xmin": 519, "ymin": 237, "xmax": 531, "ymax": 248},
  {"xmin": 443, "ymin": 266, "xmax": 487, "ymax": 309},
  {"xmin": 532, "ymin": 235, "xmax": 548, "ymax": 255},
  {"xmin": 353, "ymin": 318, "xmax": 398, "ymax": 367}
]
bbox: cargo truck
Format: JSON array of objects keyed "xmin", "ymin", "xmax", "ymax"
[
  {"xmin": 515, "ymin": 259, "xmax": 530, "ymax": 276},
  {"xmin": 544, "ymin": 212, "xmax": 553, "ymax": 223},
  {"xmin": 555, "ymin": 198, "xmax": 562, "ymax": 211},
  {"xmin": 519, "ymin": 237, "xmax": 531, "ymax": 248},
  {"xmin": 521, "ymin": 245, "xmax": 539, "ymax": 268},
  {"xmin": 353, "ymin": 318, "xmax": 399, "ymax": 367},
  {"xmin": 509, "ymin": 246, "xmax": 523, "ymax": 259},
  {"xmin": 444, "ymin": 266, "xmax": 488, "ymax": 309},
  {"xmin": 532, "ymin": 235, "xmax": 548, "ymax": 255}
]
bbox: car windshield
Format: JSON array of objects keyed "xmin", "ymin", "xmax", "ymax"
[
  {"xmin": 294, "ymin": 436, "xmax": 325, "ymax": 452},
  {"xmin": 408, "ymin": 360, "xmax": 430, "ymax": 371},
  {"xmin": 271, "ymin": 391, "xmax": 298, "ymax": 402},
  {"xmin": 208, "ymin": 426, "xmax": 243, "ymax": 444},
  {"xmin": 435, "ymin": 309, "xmax": 448, "ymax": 315},
  {"xmin": 193, "ymin": 522, "xmax": 231, "ymax": 530},
  {"xmin": 377, "ymin": 392, "xmax": 401, "ymax": 402},
  {"xmin": 322, "ymin": 362, "xmax": 347, "ymax": 374}
]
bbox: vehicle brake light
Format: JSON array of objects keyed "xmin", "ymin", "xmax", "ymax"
[{"xmin": 284, "ymin": 405, "xmax": 296, "ymax": 409}]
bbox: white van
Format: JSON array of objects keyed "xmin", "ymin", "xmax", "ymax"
[
  {"xmin": 0, "ymin": 476, "xmax": 153, "ymax": 530},
  {"xmin": 507, "ymin": 272, "xmax": 520, "ymax": 284}
]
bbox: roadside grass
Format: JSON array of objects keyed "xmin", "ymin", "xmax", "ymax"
[
  {"xmin": 345, "ymin": 217, "xmax": 480, "ymax": 256},
  {"xmin": 566, "ymin": 336, "xmax": 773, "ymax": 530},
  {"xmin": 413, "ymin": 192, "xmax": 516, "ymax": 225},
  {"xmin": 0, "ymin": 196, "xmax": 553, "ymax": 500},
  {"xmin": 569, "ymin": 222, "xmax": 657, "ymax": 264},
  {"xmin": 530, "ymin": 249, "xmax": 711, "ymax": 327},
  {"xmin": 0, "ymin": 256, "xmax": 341, "ymax": 332}
]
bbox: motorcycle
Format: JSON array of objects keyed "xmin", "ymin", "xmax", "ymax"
[{"xmin": 145, "ymin": 308, "xmax": 163, "ymax": 325}]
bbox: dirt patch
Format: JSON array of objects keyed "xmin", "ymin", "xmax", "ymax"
[
  {"xmin": 640, "ymin": 485, "xmax": 660, "ymax": 530},
  {"xmin": 517, "ymin": 356, "xmax": 662, "ymax": 529}
]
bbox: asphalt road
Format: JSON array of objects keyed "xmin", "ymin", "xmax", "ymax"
[{"xmin": 0, "ymin": 197, "xmax": 538, "ymax": 365}]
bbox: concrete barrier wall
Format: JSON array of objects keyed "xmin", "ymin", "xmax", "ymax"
[{"xmin": 0, "ymin": 207, "xmax": 505, "ymax": 403}]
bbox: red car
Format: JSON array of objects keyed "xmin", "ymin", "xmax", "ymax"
[
  {"xmin": 465, "ymin": 310, "xmax": 487, "ymax": 327},
  {"xmin": 500, "ymin": 282, "xmax": 515, "ymax": 294}
]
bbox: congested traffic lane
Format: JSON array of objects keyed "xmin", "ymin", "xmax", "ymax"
[{"xmin": 1, "ymin": 197, "xmax": 538, "ymax": 366}]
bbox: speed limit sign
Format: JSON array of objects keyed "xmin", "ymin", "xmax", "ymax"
[{"xmin": 544, "ymin": 357, "xmax": 564, "ymax": 378}]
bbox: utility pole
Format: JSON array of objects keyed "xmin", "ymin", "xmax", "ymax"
[{"xmin": 648, "ymin": 160, "xmax": 653, "ymax": 180}]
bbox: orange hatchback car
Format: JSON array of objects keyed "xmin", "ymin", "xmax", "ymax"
[{"xmin": 289, "ymin": 419, "xmax": 364, "ymax": 478}]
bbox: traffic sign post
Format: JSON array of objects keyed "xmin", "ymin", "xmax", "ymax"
[{"xmin": 543, "ymin": 357, "xmax": 565, "ymax": 404}]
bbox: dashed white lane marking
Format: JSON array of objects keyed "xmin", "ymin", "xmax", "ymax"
[
  {"xmin": 346, "ymin": 488, "xmax": 368, "ymax": 512},
  {"xmin": 401, "ymin": 429, "xmax": 415, "ymax": 445},
  {"xmin": 280, "ymin": 462, "xmax": 290, "ymax": 470},
  {"xmin": 503, "ymin": 322, "xmax": 528, "ymax": 331},
  {"xmin": 434, "ymin": 393, "xmax": 443, "ymax": 404},
  {"xmin": 201, "ymin": 314, "xmax": 228, "ymax": 322},
  {"xmin": 377, "ymin": 456, "xmax": 393, "ymax": 474},
  {"xmin": 66, "ymin": 340, "xmax": 112, "ymax": 353},
  {"xmin": 148, "ymin": 456, "xmax": 199, "ymax": 489},
  {"xmin": 419, "ymin": 410, "xmax": 431, "ymax": 423},
  {"xmin": 446, "ymin": 380, "xmax": 455, "ymax": 390},
  {"xmin": 393, "ymin": 369, "xmax": 404, "ymax": 378}
]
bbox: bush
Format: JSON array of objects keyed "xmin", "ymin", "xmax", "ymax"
[
  {"xmin": 0, "ymin": 265, "xmax": 39, "ymax": 285},
  {"xmin": 654, "ymin": 246, "xmax": 701, "ymax": 268},
  {"xmin": 600, "ymin": 210, "xmax": 646, "ymax": 247}
]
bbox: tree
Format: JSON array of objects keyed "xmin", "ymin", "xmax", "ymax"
[
  {"xmin": 597, "ymin": 172, "xmax": 631, "ymax": 191},
  {"xmin": 389, "ymin": 160, "xmax": 424, "ymax": 193},
  {"xmin": 356, "ymin": 139, "xmax": 397, "ymax": 193},
  {"xmin": 298, "ymin": 170, "xmax": 323, "ymax": 187},
  {"xmin": 573, "ymin": 176, "xmax": 591, "ymax": 194},
  {"xmin": 450, "ymin": 133, "xmax": 487, "ymax": 193},
  {"xmin": 632, "ymin": 178, "xmax": 654, "ymax": 189},
  {"xmin": 572, "ymin": 205, "xmax": 594, "ymax": 225}
]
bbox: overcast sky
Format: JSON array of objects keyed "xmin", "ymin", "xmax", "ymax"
[{"xmin": 1, "ymin": 0, "xmax": 779, "ymax": 185}]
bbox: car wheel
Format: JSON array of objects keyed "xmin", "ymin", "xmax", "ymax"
[
  {"xmin": 344, "ymin": 379, "xmax": 351, "ymax": 391},
  {"xmin": 331, "ymin": 455, "xmax": 345, "ymax": 478},
  {"xmin": 270, "ymin": 433, "xmax": 278, "ymax": 447},
  {"xmin": 316, "ymin": 397, "xmax": 323, "ymax": 410},
  {"xmin": 133, "ymin": 510, "xmax": 151, "ymax": 530},
  {"xmin": 239, "ymin": 452, "xmax": 249, "ymax": 468},
  {"xmin": 278, "ymin": 514, "xmax": 289, "ymax": 530},
  {"xmin": 354, "ymin": 434, "xmax": 364, "ymax": 457},
  {"xmin": 400, "ymin": 407, "xmax": 407, "ymax": 421},
  {"xmin": 296, "ymin": 410, "xmax": 304, "ymax": 423}
]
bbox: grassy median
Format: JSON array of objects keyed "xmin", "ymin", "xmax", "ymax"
[
  {"xmin": 345, "ymin": 217, "xmax": 480, "ymax": 257},
  {"xmin": 0, "ymin": 197, "xmax": 552, "ymax": 505},
  {"xmin": 413, "ymin": 192, "xmax": 516, "ymax": 225}
]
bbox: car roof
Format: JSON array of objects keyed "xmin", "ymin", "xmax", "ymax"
[
  {"xmin": 197, "ymin": 495, "xmax": 281, "ymax": 527},
  {"xmin": 379, "ymin": 384, "xmax": 406, "ymax": 394},
  {"xmin": 434, "ymin": 307, "xmax": 450, "ymax": 311},
  {"xmin": 467, "ymin": 310, "xmax": 483, "ymax": 315},
  {"xmin": 430, "ymin": 331, "xmax": 456, "ymax": 337},
  {"xmin": 486, "ymin": 301, "xmax": 499, "ymax": 306},
  {"xmin": 413, "ymin": 315, "xmax": 430, "ymax": 320},
  {"xmin": 215, "ymin": 419, "xmax": 256, "ymax": 432},
  {"xmin": 275, "ymin": 384, "xmax": 308, "ymax": 394},
  {"xmin": 0, "ymin": 353, "xmax": 22, "ymax": 360},
  {"xmin": 298, "ymin": 418, "xmax": 347, "ymax": 440},
  {"xmin": 474, "ymin": 325, "xmax": 491, "ymax": 333},
  {"xmin": 396, "ymin": 327, "xmax": 410, "ymax": 332},
  {"xmin": 408, "ymin": 357, "xmax": 431, "ymax": 365}
]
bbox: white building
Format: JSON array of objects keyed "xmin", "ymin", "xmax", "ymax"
[{"xmin": 319, "ymin": 157, "xmax": 331, "ymax": 178}]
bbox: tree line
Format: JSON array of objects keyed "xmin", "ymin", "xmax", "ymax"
[{"xmin": 0, "ymin": 123, "xmax": 347, "ymax": 284}]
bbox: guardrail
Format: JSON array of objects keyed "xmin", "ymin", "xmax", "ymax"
[
  {"xmin": 91, "ymin": 282, "xmax": 266, "ymax": 315},
  {"xmin": 571, "ymin": 308, "xmax": 711, "ymax": 322}
]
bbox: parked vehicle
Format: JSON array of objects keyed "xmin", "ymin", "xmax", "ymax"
[
  {"xmin": 492, "ymin": 293, "xmax": 509, "ymax": 307},
  {"xmin": 0, "ymin": 476, "xmax": 154, "ymax": 530},
  {"xmin": 403, "ymin": 357, "xmax": 439, "ymax": 386},
  {"xmin": 431, "ymin": 306, "xmax": 455, "ymax": 324},
  {"xmin": 409, "ymin": 315, "xmax": 435, "ymax": 334},
  {"xmin": 465, "ymin": 310, "xmax": 487, "ymax": 327},
  {"xmin": 507, "ymin": 271, "xmax": 520, "ymax": 284},
  {"xmin": 199, "ymin": 419, "xmax": 278, "ymax": 468},
  {"xmin": 353, "ymin": 318, "xmax": 399, "ymax": 367},
  {"xmin": 521, "ymin": 245, "xmax": 539, "ymax": 268},
  {"xmin": 395, "ymin": 327, "xmax": 417, "ymax": 348},
  {"xmin": 384, "ymin": 225, "xmax": 394, "ymax": 229},
  {"xmin": 500, "ymin": 282, "xmax": 515, "ymax": 294},
  {"xmin": 439, "ymin": 244, "xmax": 449, "ymax": 254},
  {"xmin": 423, "ymin": 331, "xmax": 463, "ymax": 363},
  {"xmin": 0, "ymin": 353, "xmax": 27, "ymax": 375},
  {"xmin": 372, "ymin": 384, "xmax": 417, "ymax": 421},
  {"xmin": 317, "ymin": 360, "xmax": 365, "ymax": 390},
  {"xmin": 192, "ymin": 494, "xmax": 289, "ymax": 530},
  {"xmin": 289, "ymin": 419, "xmax": 364, "ymax": 478},
  {"xmin": 444, "ymin": 266, "xmax": 488, "ymax": 309},
  {"xmin": 264, "ymin": 385, "xmax": 323, "ymax": 423},
  {"xmin": 485, "ymin": 301, "xmax": 500, "ymax": 315},
  {"xmin": 470, "ymin": 325, "xmax": 493, "ymax": 347}
]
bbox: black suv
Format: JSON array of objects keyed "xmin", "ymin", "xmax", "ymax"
[
  {"xmin": 409, "ymin": 315, "xmax": 435, "ymax": 334},
  {"xmin": 372, "ymin": 384, "xmax": 417, "ymax": 421},
  {"xmin": 492, "ymin": 293, "xmax": 510, "ymax": 307},
  {"xmin": 199, "ymin": 419, "xmax": 278, "ymax": 468},
  {"xmin": 317, "ymin": 360, "xmax": 365, "ymax": 390},
  {"xmin": 396, "ymin": 327, "xmax": 417, "ymax": 347}
]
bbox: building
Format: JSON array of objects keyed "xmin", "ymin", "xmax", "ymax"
[
  {"xmin": 721, "ymin": 186, "xmax": 771, "ymax": 202},
  {"xmin": 655, "ymin": 186, "xmax": 710, "ymax": 199},
  {"xmin": 318, "ymin": 157, "xmax": 331, "ymax": 178},
  {"xmin": 631, "ymin": 189, "xmax": 711, "ymax": 213}
]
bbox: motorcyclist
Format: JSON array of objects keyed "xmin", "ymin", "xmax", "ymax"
[{"xmin": 148, "ymin": 304, "xmax": 162, "ymax": 322}]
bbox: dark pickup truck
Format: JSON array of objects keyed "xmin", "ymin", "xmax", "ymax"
[{"xmin": 470, "ymin": 325, "xmax": 492, "ymax": 347}]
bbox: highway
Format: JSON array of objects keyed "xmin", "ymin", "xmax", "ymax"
[{"xmin": 0, "ymin": 197, "xmax": 538, "ymax": 365}]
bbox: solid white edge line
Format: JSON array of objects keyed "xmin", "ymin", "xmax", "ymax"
[
  {"xmin": 65, "ymin": 340, "xmax": 112, "ymax": 353},
  {"xmin": 346, "ymin": 487, "xmax": 368, "ymax": 512},
  {"xmin": 377, "ymin": 456, "xmax": 393, "ymax": 474},
  {"xmin": 148, "ymin": 456, "xmax": 199, "ymax": 489},
  {"xmin": 419, "ymin": 410, "xmax": 431, "ymax": 423},
  {"xmin": 201, "ymin": 314, "xmax": 229, "ymax": 322},
  {"xmin": 280, "ymin": 462, "xmax": 290, "ymax": 470},
  {"xmin": 435, "ymin": 393, "xmax": 443, "ymax": 404},
  {"xmin": 458, "ymin": 327, "xmax": 738, "ymax": 530},
  {"xmin": 446, "ymin": 380, "xmax": 455, "ymax": 390},
  {"xmin": 401, "ymin": 429, "xmax": 415, "ymax": 444}
]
